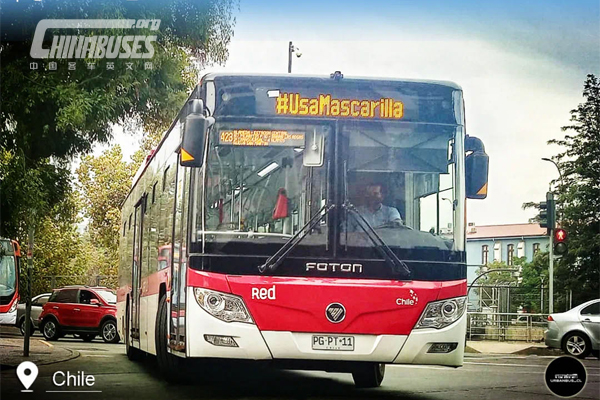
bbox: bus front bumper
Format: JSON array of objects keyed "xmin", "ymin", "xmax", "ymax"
[
  {"xmin": 186, "ymin": 287, "xmax": 466, "ymax": 367},
  {"xmin": 0, "ymin": 309, "xmax": 17, "ymax": 326}
]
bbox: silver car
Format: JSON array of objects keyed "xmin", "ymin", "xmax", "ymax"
[
  {"xmin": 545, "ymin": 299, "xmax": 600, "ymax": 359},
  {"xmin": 16, "ymin": 293, "xmax": 51, "ymax": 335}
]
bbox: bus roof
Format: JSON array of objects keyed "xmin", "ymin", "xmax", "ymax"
[{"xmin": 200, "ymin": 72, "xmax": 462, "ymax": 91}]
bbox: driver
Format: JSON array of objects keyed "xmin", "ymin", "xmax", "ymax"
[{"xmin": 350, "ymin": 184, "xmax": 403, "ymax": 229}]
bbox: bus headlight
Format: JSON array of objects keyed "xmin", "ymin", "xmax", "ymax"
[
  {"xmin": 414, "ymin": 296, "xmax": 466, "ymax": 329},
  {"xmin": 194, "ymin": 288, "xmax": 254, "ymax": 324},
  {"xmin": 8, "ymin": 300, "xmax": 17, "ymax": 313}
]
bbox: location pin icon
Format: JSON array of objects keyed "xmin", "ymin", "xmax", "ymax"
[{"xmin": 17, "ymin": 361, "xmax": 38, "ymax": 391}]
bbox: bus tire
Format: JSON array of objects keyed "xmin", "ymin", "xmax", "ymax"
[
  {"xmin": 156, "ymin": 294, "xmax": 185, "ymax": 383},
  {"xmin": 126, "ymin": 302, "xmax": 143, "ymax": 361},
  {"xmin": 352, "ymin": 363, "xmax": 385, "ymax": 388}
]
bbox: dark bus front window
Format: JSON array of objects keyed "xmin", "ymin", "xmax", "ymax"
[
  {"xmin": 0, "ymin": 255, "xmax": 16, "ymax": 298},
  {"xmin": 197, "ymin": 123, "xmax": 330, "ymax": 255},
  {"xmin": 341, "ymin": 121, "xmax": 457, "ymax": 253}
]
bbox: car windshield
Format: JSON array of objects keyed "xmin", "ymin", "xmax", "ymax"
[{"xmin": 95, "ymin": 289, "xmax": 116, "ymax": 304}]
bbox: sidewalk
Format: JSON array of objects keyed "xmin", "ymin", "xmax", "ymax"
[
  {"xmin": 0, "ymin": 336, "xmax": 79, "ymax": 369},
  {"xmin": 466, "ymin": 340, "xmax": 562, "ymax": 356}
]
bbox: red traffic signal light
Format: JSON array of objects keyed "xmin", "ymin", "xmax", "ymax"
[{"xmin": 554, "ymin": 228, "xmax": 568, "ymax": 256}]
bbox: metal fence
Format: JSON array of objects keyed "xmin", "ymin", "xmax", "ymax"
[{"xmin": 467, "ymin": 312, "xmax": 548, "ymax": 342}]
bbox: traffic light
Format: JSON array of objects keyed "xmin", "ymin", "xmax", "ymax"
[
  {"xmin": 554, "ymin": 228, "xmax": 568, "ymax": 256},
  {"xmin": 538, "ymin": 192, "xmax": 556, "ymax": 235}
]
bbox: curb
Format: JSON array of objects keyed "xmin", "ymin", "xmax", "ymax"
[
  {"xmin": 464, "ymin": 345, "xmax": 480, "ymax": 354},
  {"xmin": 513, "ymin": 346, "xmax": 563, "ymax": 356},
  {"xmin": 0, "ymin": 343, "xmax": 80, "ymax": 370}
]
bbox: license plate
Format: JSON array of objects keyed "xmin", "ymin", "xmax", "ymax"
[{"xmin": 311, "ymin": 335, "xmax": 354, "ymax": 351}]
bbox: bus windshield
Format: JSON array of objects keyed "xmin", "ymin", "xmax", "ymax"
[
  {"xmin": 198, "ymin": 122, "xmax": 331, "ymax": 256},
  {"xmin": 340, "ymin": 120, "xmax": 456, "ymax": 254},
  {"xmin": 0, "ymin": 241, "xmax": 17, "ymax": 298},
  {"xmin": 195, "ymin": 120, "xmax": 458, "ymax": 259}
]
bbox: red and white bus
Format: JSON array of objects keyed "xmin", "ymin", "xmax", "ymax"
[
  {"xmin": 0, "ymin": 238, "xmax": 21, "ymax": 325},
  {"xmin": 117, "ymin": 72, "xmax": 489, "ymax": 387}
]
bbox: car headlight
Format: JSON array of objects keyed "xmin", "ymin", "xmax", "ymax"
[
  {"xmin": 8, "ymin": 301, "xmax": 17, "ymax": 313},
  {"xmin": 194, "ymin": 288, "xmax": 254, "ymax": 324},
  {"xmin": 414, "ymin": 296, "xmax": 466, "ymax": 329}
]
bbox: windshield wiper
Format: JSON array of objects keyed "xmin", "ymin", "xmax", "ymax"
[
  {"xmin": 258, "ymin": 204, "xmax": 335, "ymax": 274},
  {"xmin": 343, "ymin": 202, "xmax": 411, "ymax": 279}
]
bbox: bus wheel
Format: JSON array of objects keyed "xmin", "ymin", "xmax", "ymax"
[
  {"xmin": 126, "ymin": 303, "xmax": 143, "ymax": 361},
  {"xmin": 156, "ymin": 294, "xmax": 186, "ymax": 383},
  {"xmin": 352, "ymin": 363, "xmax": 385, "ymax": 388}
]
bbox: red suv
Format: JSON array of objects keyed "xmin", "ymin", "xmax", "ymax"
[{"xmin": 39, "ymin": 286, "xmax": 119, "ymax": 343}]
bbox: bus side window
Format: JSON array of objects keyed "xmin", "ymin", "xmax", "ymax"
[{"xmin": 163, "ymin": 167, "xmax": 170, "ymax": 192}]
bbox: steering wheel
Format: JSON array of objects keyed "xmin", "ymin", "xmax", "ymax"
[{"xmin": 374, "ymin": 220, "xmax": 412, "ymax": 230}]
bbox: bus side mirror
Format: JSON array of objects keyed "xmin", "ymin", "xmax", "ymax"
[
  {"xmin": 180, "ymin": 99, "xmax": 215, "ymax": 168},
  {"xmin": 465, "ymin": 151, "xmax": 489, "ymax": 199}
]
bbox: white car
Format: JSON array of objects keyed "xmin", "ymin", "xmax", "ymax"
[
  {"xmin": 545, "ymin": 299, "xmax": 599, "ymax": 359},
  {"xmin": 16, "ymin": 293, "xmax": 51, "ymax": 335}
]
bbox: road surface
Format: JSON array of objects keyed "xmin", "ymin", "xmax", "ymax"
[{"xmin": 1, "ymin": 336, "xmax": 598, "ymax": 400}]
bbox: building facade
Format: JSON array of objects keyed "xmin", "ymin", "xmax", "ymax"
[{"xmin": 466, "ymin": 223, "xmax": 550, "ymax": 283}]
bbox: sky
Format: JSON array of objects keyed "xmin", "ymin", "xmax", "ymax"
[{"xmin": 107, "ymin": 0, "xmax": 600, "ymax": 227}]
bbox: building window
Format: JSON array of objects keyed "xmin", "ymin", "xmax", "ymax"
[
  {"xmin": 152, "ymin": 182, "xmax": 158, "ymax": 204},
  {"xmin": 507, "ymin": 244, "xmax": 514, "ymax": 265},
  {"xmin": 533, "ymin": 243, "xmax": 540, "ymax": 254},
  {"xmin": 482, "ymin": 245, "xmax": 489, "ymax": 264},
  {"xmin": 493, "ymin": 242, "xmax": 501, "ymax": 262},
  {"xmin": 517, "ymin": 241, "xmax": 525, "ymax": 258}
]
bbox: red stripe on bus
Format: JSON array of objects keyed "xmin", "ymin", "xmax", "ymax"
[{"xmin": 186, "ymin": 268, "xmax": 232, "ymax": 293}]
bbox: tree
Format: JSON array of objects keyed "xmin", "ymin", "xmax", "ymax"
[
  {"xmin": 549, "ymin": 74, "xmax": 600, "ymax": 306},
  {"xmin": 77, "ymin": 146, "xmax": 135, "ymax": 278},
  {"xmin": 0, "ymin": 0, "xmax": 237, "ymax": 238}
]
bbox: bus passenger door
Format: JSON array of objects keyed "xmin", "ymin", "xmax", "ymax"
[
  {"xmin": 131, "ymin": 195, "xmax": 146, "ymax": 343},
  {"xmin": 170, "ymin": 161, "xmax": 189, "ymax": 352}
]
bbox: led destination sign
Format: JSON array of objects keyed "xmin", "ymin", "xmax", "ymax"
[
  {"xmin": 219, "ymin": 129, "xmax": 305, "ymax": 147},
  {"xmin": 275, "ymin": 93, "xmax": 404, "ymax": 119}
]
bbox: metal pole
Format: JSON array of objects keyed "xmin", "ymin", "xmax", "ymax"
[
  {"xmin": 288, "ymin": 41, "xmax": 293, "ymax": 73},
  {"xmin": 549, "ymin": 226, "xmax": 554, "ymax": 314},
  {"xmin": 23, "ymin": 225, "xmax": 34, "ymax": 357},
  {"xmin": 541, "ymin": 284, "xmax": 544, "ymax": 314}
]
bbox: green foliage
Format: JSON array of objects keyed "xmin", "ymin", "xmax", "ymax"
[
  {"xmin": 1, "ymin": 0, "xmax": 237, "ymax": 293},
  {"xmin": 1, "ymin": 0, "xmax": 237, "ymax": 161},
  {"xmin": 77, "ymin": 146, "xmax": 134, "ymax": 250},
  {"xmin": 0, "ymin": 149, "xmax": 72, "ymax": 237},
  {"xmin": 548, "ymin": 74, "xmax": 600, "ymax": 306}
]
